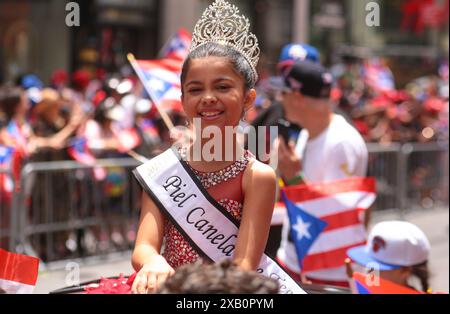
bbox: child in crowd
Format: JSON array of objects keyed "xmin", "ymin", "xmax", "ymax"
[{"xmin": 347, "ymin": 220, "xmax": 431, "ymax": 292}]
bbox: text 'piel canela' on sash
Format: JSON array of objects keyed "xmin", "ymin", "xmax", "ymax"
[{"xmin": 133, "ymin": 148, "xmax": 307, "ymax": 294}]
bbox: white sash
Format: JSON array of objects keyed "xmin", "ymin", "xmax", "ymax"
[{"xmin": 133, "ymin": 148, "xmax": 306, "ymax": 294}]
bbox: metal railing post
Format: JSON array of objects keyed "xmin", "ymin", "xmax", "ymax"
[
  {"xmin": 9, "ymin": 182, "xmax": 18, "ymax": 251},
  {"xmin": 399, "ymin": 143, "xmax": 415, "ymax": 217}
]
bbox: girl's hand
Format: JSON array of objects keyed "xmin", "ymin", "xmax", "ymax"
[{"xmin": 131, "ymin": 255, "xmax": 175, "ymax": 294}]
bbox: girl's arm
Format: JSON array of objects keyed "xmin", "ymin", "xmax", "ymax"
[
  {"xmin": 131, "ymin": 192, "xmax": 174, "ymax": 293},
  {"xmin": 233, "ymin": 160, "xmax": 277, "ymax": 271}
]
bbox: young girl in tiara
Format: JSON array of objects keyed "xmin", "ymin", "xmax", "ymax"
[{"xmin": 131, "ymin": 0, "xmax": 278, "ymax": 294}]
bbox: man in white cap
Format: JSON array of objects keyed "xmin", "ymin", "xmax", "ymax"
[{"xmin": 276, "ymin": 60, "xmax": 369, "ymax": 287}]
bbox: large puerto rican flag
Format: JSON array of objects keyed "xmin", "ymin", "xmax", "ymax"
[
  {"xmin": 133, "ymin": 58, "xmax": 184, "ymax": 113},
  {"xmin": 0, "ymin": 249, "xmax": 39, "ymax": 294},
  {"xmin": 282, "ymin": 177, "xmax": 376, "ymax": 273}
]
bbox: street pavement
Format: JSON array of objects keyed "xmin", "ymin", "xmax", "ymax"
[{"xmin": 34, "ymin": 207, "xmax": 449, "ymax": 294}]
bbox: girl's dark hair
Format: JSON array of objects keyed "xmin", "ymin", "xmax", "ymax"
[
  {"xmin": 181, "ymin": 42, "xmax": 256, "ymax": 91},
  {"xmin": 156, "ymin": 259, "xmax": 279, "ymax": 294},
  {"xmin": 0, "ymin": 86, "xmax": 23, "ymax": 122},
  {"xmin": 410, "ymin": 261, "xmax": 430, "ymax": 292}
]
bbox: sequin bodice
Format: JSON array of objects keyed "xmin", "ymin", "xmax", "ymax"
[{"xmin": 162, "ymin": 150, "xmax": 253, "ymax": 269}]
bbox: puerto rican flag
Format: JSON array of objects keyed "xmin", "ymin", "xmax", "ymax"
[
  {"xmin": 363, "ymin": 59, "xmax": 395, "ymax": 92},
  {"xmin": 0, "ymin": 146, "xmax": 15, "ymax": 196},
  {"xmin": 352, "ymin": 272, "xmax": 422, "ymax": 294},
  {"xmin": 67, "ymin": 137, "xmax": 106, "ymax": 181},
  {"xmin": 282, "ymin": 177, "xmax": 376, "ymax": 273},
  {"xmin": 281, "ymin": 192, "xmax": 328, "ymax": 268},
  {"xmin": 0, "ymin": 249, "xmax": 39, "ymax": 294},
  {"xmin": 161, "ymin": 28, "xmax": 192, "ymax": 61},
  {"xmin": 134, "ymin": 58, "xmax": 184, "ymax": 113},
  {"xmin": 67, "ymin": 137, "xmax": 96, "ymax": 165},
  {"xmin": 6, "ymin": 121, "xmax": 30, "ymax": 154}
]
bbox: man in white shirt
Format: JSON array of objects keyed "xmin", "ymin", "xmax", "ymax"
[{"xmin": 276, "ymin": 60, "xmax": 368, "ymax": 287}]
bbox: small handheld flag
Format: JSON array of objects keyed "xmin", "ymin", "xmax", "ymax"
[
  {"xmin": 128, "ymin": 54, "xmax": 180, "ymax": 130},
  {"xmin": 160, "ymin": 28, "xmax": 192, "ymax": 61},
  {"xmin": 352, "ymin": 272, "xmax": 423, "ymax": 294},
  {"xmin": 67, "ymin": 137, "xmax": 96, "ymax": 165},
  {"xmin": 0, "ymin": 249, "xmax": 39, "ymax": 294},
  {"xmin": 67, "ymin": 137, "xmax": 106, "ymax": 181}
]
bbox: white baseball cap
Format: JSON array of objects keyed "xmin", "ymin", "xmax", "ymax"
[{"xmin": 347, "ymin": 221, "xmax": 430, "ymax": 271}]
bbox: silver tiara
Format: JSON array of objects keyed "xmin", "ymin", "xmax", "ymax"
[{"xmin": 190, "ymin": 0, "xmax": 260, "ymax": 82}]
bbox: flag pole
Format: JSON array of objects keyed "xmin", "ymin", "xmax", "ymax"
[
  {"xmin": 127, "ymin": 150, "xmax": 149, "ymax": 164},
  {"xmin": 157, "ymin": 34, "xmax": 172, "ymax": 59},
  {"xmin": 127, "ymin": 53, "xmax": 175, "ymax": 131}
]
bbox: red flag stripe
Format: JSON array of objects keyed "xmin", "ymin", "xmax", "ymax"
[
  {"xmin": 161, "ymin": 100, "xmax": 183, "ymax": 113},
  {"xmin": 302, "ymin": 241, "xmax": 366, "ymax": 273},
  {"xmin": 295, "ymin": 191, "xmax": 376, "ymax": 218},
  {"xmin": 177, "ymin": 28, "xmax": 192, "ymax": 40},
  {"xmin": 136, "ymin": 59, "xmax": 183, "ymax": 73},
  {"xmin": 284, "ymin": 177, "xmax": 376, "ymax": 203},
  {"xmin": 0, "ymin": 249, "xmax": 39, "ymax": 285},
  {"xmin": 308, "ymin": 224, "xmax": 366, "ymax": 255},
  {"xmin": 321, "ymin": 208, "xmax": 366, "ymax": 232}
]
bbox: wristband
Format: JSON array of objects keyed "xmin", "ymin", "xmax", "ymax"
[{"xmin": 286, "ymin": 173, "xmax": 305, "ymax": 186}]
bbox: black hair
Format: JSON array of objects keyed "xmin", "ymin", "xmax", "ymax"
[
  {"xmin": 156, "ymin": 259, "xmax": 279, "ymax": 294},
  {"xmin": 180, "ymin": 42, "xmax": 256, "ymax": 92},
  {"xmin": 410, "ymin": 261, "xmax": 430, "ymax": 292}
]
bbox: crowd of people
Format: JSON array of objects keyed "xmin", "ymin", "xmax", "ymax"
[
  {"xmin": 1, "ymin": 54, "xmax": 448, "ymax": 167},
  {"xmin": 0, "ymin": 69, "xmax": 175, "ymax": 258},
  {"xmin": 0, "ymin": 55, "xmax": 447, "ymax": 174},
  {"xmin": 255, "ymin": 56, "xmax": 449, "ymax": 145},
  {"xmin": 0, "ymin": 69, "xmax": 170, "ymax": 163}
]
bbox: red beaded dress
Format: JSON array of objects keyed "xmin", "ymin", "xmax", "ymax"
[{"xmin": 162, "ymin": 149, "xmax": 254, "ymax": 269}]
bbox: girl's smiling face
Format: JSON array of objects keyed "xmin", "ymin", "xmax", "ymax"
[{"xmin": 182, "ymin": 56, "xmax": 256, "ymax": 130}]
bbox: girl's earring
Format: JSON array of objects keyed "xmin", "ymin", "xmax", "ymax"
[{"xmin": 241, "ymin": 110, "xmax": 248, "ymax": 122}]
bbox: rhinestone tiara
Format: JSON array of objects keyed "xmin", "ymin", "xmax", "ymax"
[{"xmin": 190, "ymin": 0, "xmax": 260, "ymax": 82}]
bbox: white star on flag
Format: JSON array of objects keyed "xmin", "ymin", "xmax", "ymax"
[
  {"xmin": 292, "ymin": 216, "xmax": 312, "ymax": 241},
  {"xmin": 149, "ymin": 78, "xmax": 166, "ymax": 92}
]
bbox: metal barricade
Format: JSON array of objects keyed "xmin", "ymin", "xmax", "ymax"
[
  {"xmin": 6, "ymin": 143, "xmax": 449, "ymax": 266},
  {"xmin": 367, "ymin": 142, "xmax": 449, "ymax": 213},
  {"xmin": 0, "ymin": 168, "xmax": 15, "ymax": 251},
  {"xmin": 401, "ymin": 142, "xmax": 449, "ymax": 210},
  {"xmin": 10, "ymin": 158, "xmax": 141, "ymax": 268},
  {"xmin": 366, "ymin": 143, "xmax": 402, "ymax": 211}
]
